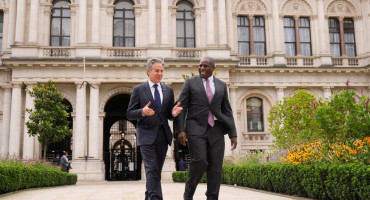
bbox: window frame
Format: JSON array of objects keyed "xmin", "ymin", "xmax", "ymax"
[
  {"xmin": 176, "ymin": 1, "xmax": 195, "ymax": 48},
  {"xmin": 246, "ymin": 97, "xmax": 264, "ymax": 132},
  {"xmin": 50, "ymin": 0, "xmax": 71, "ymax": 46},
  {"xmin": 343, "ymin": 18, "xmax": 356, "ymax": 57},
  {"xmin": 253, "ymin": 16, "xmax": 266, "ymax": 56},
  {"xmin": 113, "ymin": 0, "xmax": 135, "ymax": 47},
  {"xmin": 299, "ymin": 17, "xmax": 312, "ymax": 56},
  {"xmin": 329, "ymin": 18, "xmax": 341, "ymax": 56},
  {"xmin": 283, "ymin": 17, "xmax": 297, "ymax": 56},
  {"xmin": 237, "ymin": 15, "xmax": 266, "ymax": 56}
]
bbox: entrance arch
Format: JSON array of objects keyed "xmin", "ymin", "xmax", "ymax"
[{"xmin": 103, "ymin": 93, "xmax": 142, "ymax": 181}]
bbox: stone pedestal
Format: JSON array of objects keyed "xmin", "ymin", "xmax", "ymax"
[{"xmin": 69, "ymin": 159, "xmax": 105, "ymax": 181}]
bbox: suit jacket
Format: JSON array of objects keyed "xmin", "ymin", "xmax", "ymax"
[
  {"xmin": 176, "ymin": 75, "xmax": 237, "ymax": 138},
  {"xmin": 127, "ymin": 81, "xmax": 175, "ymax": 146}
]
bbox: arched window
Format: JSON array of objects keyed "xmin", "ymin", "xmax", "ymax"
[
  {"xmin": 113, "ymin": 0, "xmax": 135, "ymax": 47},
  {"xmin": 246, "ymin": 97, "xmax": 264, "ymax": 132},
  {"xmin": 176, "ymin": 1, "xmax": 195, "ymax": 48},
  {"xmin": 50, "ymin": 0, "xmax": 70, "ymax": 46}
]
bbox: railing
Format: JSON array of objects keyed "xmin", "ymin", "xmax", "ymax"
[
  {"xmin": 43, "ymin": 47, "xmax": 72, "ymax": 57},
  {"xmin": 286, "ymin": 56, "xmax": 315, "ymax": 66},
  {"xmin": 106, "ymin": 48, "xmax": 142, "ymax": 58},
  {"xmin": 238, "ymin": 56, "xmax": 269, "ymax": 66},
  {"xmin": 175, "ymin": 48, "xmax": 202, "ymax": 58},
  {"xmin": 332, "ymin": 57, "xmax": 343, "ymax": 66},
  {"xmin": 348, "ymin": 57, "xmax": 359, "ymax": 66},
  {"xmin": 286, "ymin": 57, "xmax": 297, "ymax": 66},
  {"xmin": 303, "ymin": 57, "xmax": 314, "ymax": 66}
]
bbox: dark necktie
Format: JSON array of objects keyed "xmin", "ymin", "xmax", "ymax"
[
  {"xmin": 205, "ymin": 79, "xmax": 214, "ymax": 127},
  {"xmin": 153, "ymin": 84, "xmax": 161, "ymax": 111}
]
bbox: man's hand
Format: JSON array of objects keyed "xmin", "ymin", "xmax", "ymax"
[
  {"xmin": 142, "ymin": 101, "xmax": 155, "ymax": 116},
  {"xmin": 230, "ymin": 136, "xmax": 237, "ymax": 150},
  {"xmin": 172, "ymin": 102, "xmax": 183, "ymax": 116},
  {"xmin": 178, "ymin": 131, "xmax": 187, "ymax": 146}
]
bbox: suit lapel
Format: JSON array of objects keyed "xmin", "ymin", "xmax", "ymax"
[
  {"xmin": 196, "ymin": 75, "xmax": 209, "ymax": 104},
  {"xmin": 211, "ymin": 77, "xmax": 221, "ymax": 105},
  {"xmin": 160, "ymin": 82, "xmax": 167, "ymax": 112}
]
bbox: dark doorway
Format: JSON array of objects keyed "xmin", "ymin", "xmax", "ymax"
[
  {"xmin": 46, "ymin": 98, "xmax": 73, "ymax": 161},
  {"xmin": 103, "ymin": 94, "xmax": 141, "ymax": 181}
]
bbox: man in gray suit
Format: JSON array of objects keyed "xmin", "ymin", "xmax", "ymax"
[
  {"xmin": 176, "ymin": 57, "xmax": 237, "ymax": 200},
  {"xmin": 127, "ymin": 58, "xmax": 182, "ymax": 200}
]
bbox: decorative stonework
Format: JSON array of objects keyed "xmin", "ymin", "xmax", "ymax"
[
  {"xmin": 172, "ymin": 0, "xmax": 199, "ymax": 7},
  {"xmin": 99, "ymin": 87, "xmax": 133, "ymax": 112},
  {"xmin": 233, "ymin": 0, "xmax": 268, "ymax": 15},
  {"xmin": 326, "ymin": 0, "xmax": 358, "ymax": 17},
  {"xmin": 281, "ymin": 0, "xmax": 313, "ymax": 16}
]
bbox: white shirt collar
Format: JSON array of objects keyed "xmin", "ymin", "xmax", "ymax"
[
  {"xmin": 148, "ymin": 80, "xmax": 161, "ymax": 88},
  {"xmin": 202, "ymin": 75, "xmax": 214, "ymax": 82}
]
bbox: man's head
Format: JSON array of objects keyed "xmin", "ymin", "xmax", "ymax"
[
  {"xmin": 64, "ymin": 152, "xmax": 68, "ymax": 156},
  {"xmin": 147, "ymin": 58, "xmax": 164, "ymax": 84},
  {"xmin": 199, "ymin": 57, "xmax": 215, "ymax": 79}
]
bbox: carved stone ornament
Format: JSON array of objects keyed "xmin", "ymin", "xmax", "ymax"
[
  {"xmin": 234, "ymin": 0, "xmax": 267, "ymax": 15},
  {"xmin": 327, "ymin": 0, "xmax": 357, "ymax": 16},
  {"xmin": 282, "ymin": 0, "xmax": 312, "ymax": 15}
]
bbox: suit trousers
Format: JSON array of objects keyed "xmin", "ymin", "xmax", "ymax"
[
  {"xmin": 184, "ymin": 121, "xmax": 225, "ymax": 200},
  {"xmin": 140, "ymin": 126, "xmax": 168, "ymax": 200}
]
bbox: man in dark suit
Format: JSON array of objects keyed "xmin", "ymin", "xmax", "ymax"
[
  {"xmin": 176, "ymin": 57, "xmax": 237, "ymax": 200},
  {"xmin": 127, "ymin": 58, "xmax": 182, "ymax": 200}
]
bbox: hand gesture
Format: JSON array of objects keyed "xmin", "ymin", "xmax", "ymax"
[
  {"xmin": 178, "ymin": 131, "xmax": 187, "ymax": 146},
  {"xmin": 230, "ymin": 136, "xmax": 237, "ymax": 150},
  {"xmin": 142, "ymin": 101, "xmax": 155, "ymax": 116},
  {"xmin": 172, "ymin": 102, "xmax": 183, "ymax": 116}
]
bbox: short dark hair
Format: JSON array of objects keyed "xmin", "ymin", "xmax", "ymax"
[{"xmin": 200, "ymin": 57, "xmax": 215, "ymax": 67}]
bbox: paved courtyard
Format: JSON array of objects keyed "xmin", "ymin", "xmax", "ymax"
[{"xmin": 0, "ymin": 180, "xmax": 312, "ymax": 200}]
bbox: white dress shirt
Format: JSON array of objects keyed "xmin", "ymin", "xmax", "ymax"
[{"xmin": 148, "ymin": 80, "xmax": 163, "ymax": 104}]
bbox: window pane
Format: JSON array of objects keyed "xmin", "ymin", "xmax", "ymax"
[
  {"xmin": 346, "ymin": 44, "xmax": 356, "ymax": 57},
  {"xmin": 330, "ymin": 44, "xmax": 341, "ymax": 56},
  {"xmin": 185, "ymin": 11, "xmax": 194, "ymax": 19},
  {"xmin": 51, "ymin": 36, "xmax": 60, "ymax": 46},
  {"xmin": 125, "ymin": 10, "xmax": 134, "ymax": 18},
  {"xmin": 177, "ymin": 38, "xmax": 185, "ymax": 47},
  {"xmin": 116, "ymin": 1, "xmax": 133, "ymax": 9},
  {"xmin": 186, "ymin": 39, "xmax": 195, "ymax": 48},
  {"xmin": 330, "ymin": 33, "xmax": 340, "ymax": 43},
  {"xmin": 177, "ymin": 2, "xmax": 193, "ymax": 10},
  {"xmin": 238, "ymin": 27, "xmax": 249, "ymax": 41},
  {"xmin": 286, "ymin": 43, "xmax": 296, "ymax": 56},
  {"xmin": 283, "ymin": 18, "xmax": 294, "ymax": 26},
  {"xmin": 299, "ymin": 28, "xmax": 311, "ymax": 43},
  {"xmin": 238, "ymin": 42, "xmax": 249, "ymax": 56},
  {"xmin": 344, "ymin": 33, "xmax": 355, "ymax": 43},
  {"xmin": 284, "ymin": 28, "xmax": 295, "ymax": 42},
  {"xmin": 247, "ymin": 97, "xmax": 264, "ymax": 132},
  {"xmin": 125, "ymin": 38, "xmax": 135, "ymax": 47},
  {"xmin": 52, "ymin": 9, "xmax": 61, "ymax": 17},
  {"xmin": 301, "ymin": 43, "xmax": 311, "ymax": 56},
  {"xmin": 62, "ymin": 18, "xmax": 70, "ymax": 35},
  {"xmin": 62, "ymin": 9, "xmax": 70, "ymax": 17},
  {"xmin": 125, "ymin": 20, "xmax": 135, "ymax": 37},
  {"xmin": 62, "ymin": 37, "xmax": 70, "ymax": 46},
  {"xmin": 254, "ymin": 43, "xmax": 265, "ymax": 56},
  {"xmin": 176, "ymin": 21, "xmax": 184, "ymax": 37},
  {"xmin": 51, "ymin": 18, "xmax": 61, "ymax": 35},
  {"xmin": 113, "ymin": 36, "xmax": 123, "ymax": 47},
  {"xmin": 254, "ymin": 27, "xmax": 265, "ymax": 42},
  {"xmin": 185, "ymin": 21, "xmax": 194, "ymax": 37},
  {"xmin": 114, "ymin": 11, "xmax": 124, "ymax": 18},
  {"xmin": 113, "ymin": 19, "xmax": 124, "ymax": 36},
  {"xmin": 54, "ymin": 0, "xmax": 69, "ymax": 7}
]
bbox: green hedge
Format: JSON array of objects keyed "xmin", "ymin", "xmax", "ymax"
[
  {"xmin": 173, "ymin": 164, "xmax": 370, "ymax": 200},
  {"xmin": 0, "ymin": 165, "xmax": 77, "ymax": 194}
]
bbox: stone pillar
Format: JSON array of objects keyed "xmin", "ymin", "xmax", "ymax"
[
  {"xmin": 15, "ymin": 0, "xmax": 26, "ymax": 44},
  {"xmin": 339, "ymin": 17, "xmax": 346, "ymax": 56},
  {"xmin": 2, "ymin": 8, "xmax": 9, "ymax": 50},
  {"xmin": 206, "ymin": 0, "xmax": 215, "ymax": 46},
  {"xmin": 294, "ymin": 17, "xmax": 301, "ymax": 55},
  {"xmin": 225, "ymin": 0, "xmax": 234, "ymax": 51},
  {"xmin": 7, "ymin": 0, "xmax": 16, "ymax": 48},
  {"xmin": 148, "ymin": 0, "xmax": 156, "ymax": 45},
  {"xmin": 271, "ymin": 0, "xmax": 282, "ymax": 53},
  {"xmin": 276, "ymin": 87, "xmax": 286, "ymax": 102},
  {"xmin": 249, "ymin": 16, "xmax": 255, "ymax": 55},
  {"xmin": 74, "ymin": 82, "xmax": 87, "ymax": 159},
  {"xmin": 227, "ymin": 86, "xmax": 238, "ymax": 155},
  {"xmin": 8, "ymin": 83, "xmax": 23, "ymax": 157},
  {"xmin": 322, "ymin": 86, "xmax": 332, "ymax": 99},
  {"xmin": 91, "ymin": 0, "xmax": 100, "ymax": 45},
  {"xmin": 194, "ymin": 8, "xmax": 201, "ymax": 47},
  {"xmin": 88, "ymin": 83, "xmax": 100, "ymax": 159},
  {"xmin": 23, "ymin": 84, "xmax": 36, "ymax": 159},
  {"xmin": 78, "ymin": 0, "xmax": 87, "ymax": 44},
  {"xmin": 0, "ymin": 86, "xmax": 12, "ymax": 158},
  {"xmin": 217, "ymin": 0, "xmax": 227, "ymax": 46},
  {"xmin": 161, "ymin": 0, "xmax": 169, "ymax": 46},
  {"xmin": 70, "ymin": 5, "xmax": 77, "ymax": 46},
  {"xmin": 28, "ymin": 0, "xmax": 39, "ymax": 44},
  {"xmin": 134, "ymin": 7, "xmax": 142, "ymax": 47},
  {"xmin": 43, "ymin": 4, "xmax": 52, "ymax": 46},
  {"xmin": 317, "ymin": 0, "xmax": 329, "ymax": 54}
]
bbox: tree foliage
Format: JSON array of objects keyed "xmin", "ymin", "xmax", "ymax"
[
  {"xmin": 26, "ymin": 80, "xmax": 72, "ymax": 159},
  {"xmin": 268, "ymin": 89, "xmax": 324, "ymax": 149}
]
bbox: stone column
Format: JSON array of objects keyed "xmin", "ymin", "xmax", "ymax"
[
  {"xmin": 2, "ymin": 8, "xmax": 9, "ymax": 50},
  {"xmin": 8, "ymin": 83, "xmax": 23, "ymax": 157},
  {"xmin": 225, "ymin": 0, "xmax": 234, "ymax": 51},
  {"xmin": 23, "ymin": 84, "xmax": 36, "ymax": 159},
  {"xmin": 206, "ymin": 0, "xmax": 215, "ymax": 46},
  {"xmin": 161, "ymin": 0, "xmax": 169, "ymax": 46},
  {"xmin": 295, "ymin": 16, "xmax": 301, "ymax": 55},
  {"xmin": 15, "ymin": 0, "xmax": 26, "ymax": 44},
  {"xmin": 194, "ymin": 7, "xmax": 201, "ymax": 47},
  {"xmin": 88, "ymin": 83, "xmax": 100, "ymax": 159},
  {"xmin": 28, "ymin": 0, "xmax": 39, "ymax": 44},
  {"xmin": 134, "ymin": 7, "xmax": 142, "ymax": 47},
  {"xmin": 74, "ymin": 82, "xmax": 87, "ymax": 159},
  {"xmin": 148, "ymin": 0, "xmax": 156, "ymax": 45},
  {"xmin": 271, "ymin": 0, "xmax": 282, "ymax": 53},
  {"xmin": 78, "ymin": 0, "xmax": 87, "ymax": 44},
  {"xmin": 227, "ymin": 86, "xmax": 238, "ymax": 155},
  {"xmin": 70, "ymin": 4, "xmax": 77, "ymax": 46},
  {"xmin": 322, "ymin": 86, "xmax": 332, "ymax": 99},
  {"xmin": 249, "ymin": 16, "xmax": 255, "ymax": 55},
  {"xmin": 276, "ymin": 87, "xmax": 286, "ymax": 102},
  {"xmin": 317, "ymin": 0, "xmax": 329, "ymax": 54},
  {"xmin": 43, "ymin": 4, "xmax": 52, "ymax": 46},
  {"xmin": 339, "ymin": 17, "xmax": 346, "ymax": 56},
  {"xmin": 217, "ymin": 0, "xmax": 227, "ymax": 46},
  {"xmin": 7, "ymin": 0, "xmax": 16, "ymax": 48},
  {"xmin": 91, "ymin": 0, "xmax": 100, "ymax": 45},
  {"xmin": 0, "ymin": 86, "xmax": 12, "ymax": 158}
]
